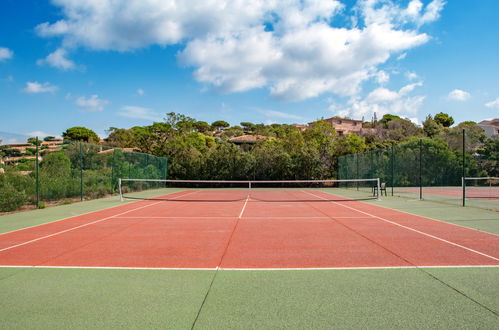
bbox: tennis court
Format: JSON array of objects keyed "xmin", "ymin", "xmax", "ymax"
[{"xmin": 1, "ymin": 180, "xmax": 498, "ymax": 328}]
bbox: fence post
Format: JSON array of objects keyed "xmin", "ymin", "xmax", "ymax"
[
  {"xmin": 419, "ymin": 138, "xmax": 422, "ymax": 200},
  {"xmin": 35, "ymin": 136, "xmax": 40, "ymax": 208},
  {"xmin": 462, "ymin": 129, "xmax": 466, "ymax": 206},
  {"xmin": 391, "ymin": 144, "xmax": 394, "ymax": 196},
  {"xmin": 80, "ymin": 142, "xmax": 83, "ymax": 201}
]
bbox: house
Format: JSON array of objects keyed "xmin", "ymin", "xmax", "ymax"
[
  {"xmin": 41, "ymin": 139, "xmax": 63, "ymax": 151},
  {"xmin": 309, "ymin": 117, "xmax": 364, "ymax": 137},
  {"xmin": 291, "ymin": 124, "xmax": 308, "ymax": 132},
  {"xmin": 478, "ymin": 119, "xmax": 499, "ymax": 138}
]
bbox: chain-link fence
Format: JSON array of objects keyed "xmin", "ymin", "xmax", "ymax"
[
  {"xmin": 338, "ymin": 130, "xmax": 498, "ymax": 211},
  {"xmin": 0, "ymin": 131, "xmax": 168, "ymax": 212}
]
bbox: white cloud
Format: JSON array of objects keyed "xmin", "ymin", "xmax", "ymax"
[
  {"xmin": 119, "ymin": 106, "xmax": 162, "ymax": 121},
  {"xmin": 334, "ymin": 82, "xmax": 425, "ymax": 120},
  {"xmin": 375, "ymin": 70, "xmax": 390, "ymax": 84},
  {"xmin": 448, "ymin": 89, "xmax": 471, "ymax": 101},
  {"xmin": 485, "ymin": 98, "xmax": 499, "ymax": 110},
  {"xmin": 0, "ymin": 47, "xmax": 13, "ymax": 61},
  {"xmin": 406, "ymin": 71, "xmax": 418, "ymax": 80},
  {"xmin": 37, "ymin": 48, "xmax": 76, "ymax": 70},
  {"xmin": 26, "ymin": 131, "xmax": 60, "ymax": 139},
  {"xmin": 259, "ymin": 109, "xmax": 305, "ymax": 121},
  {"xmin": 397, "ymin": 53, "xmax": 407, "ymax": 60},
  {"xmin": 35, "ymin": 0, "xmax": 444, "ymax": 100},
  {"xmin": 136, "ymin": 88, "xmax": 145, "ymax": 96},
  {"xmin": 75, "ymin": 95, "xmax": 109, "ymax": 112},
  {"xmin": 23, "ymin": 81, "xmax": 58, "ymax": 94}
]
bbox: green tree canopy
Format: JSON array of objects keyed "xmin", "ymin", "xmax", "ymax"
[
  {"xmin": 434, "ymin": 112, "xmax": 454, "ymax": 127},
  {"xmin": 62, "ymin": 127, "xmax": 100, "ymax": 143},
  {"xmin": 211, "ymin": 120, "xmax": 230, "ymax": 130}
]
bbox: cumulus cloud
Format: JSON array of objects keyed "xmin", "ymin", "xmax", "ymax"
[
  {"xmin": 119, "ymin": 105, "xmax": 162, "ymax": 121},
  {"xmin": 334, "ymin": 82, "xmax": 425, "ymax": 120},
  {"xmin": 0, "ymin": 47, "xmax": 13, "ymax": 61},
  {"xmin": 35, "ymin": 0, "xmax": 444, "ymax": 100},
  {"xmin": 447, "ymin": 89, "xmax": 470, "ymax": 101},
  {"xmin": 23, "ymin": 81, "xmax": 58, "ymax": 94},
  {"xmin": 485, "ymin": 98, "xmax": 499, "ymax": 110},
  {"xmin": 75, "ymin": 95, "xmax": 109, "ymax": 112},
  {"xmin": 37, "ymin": 48, "xmax": 76, "ymax": 70}
]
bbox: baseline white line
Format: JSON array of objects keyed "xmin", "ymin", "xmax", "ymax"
[
  {"xmin": 0, "ymin": 189, "xmax": 191, "ymax": 236},
  {"xmin": 302, "ymin": 191, "xmax": 499, "ymax": 262},
  {"xmin": 0, "ymin": 265, "xmax": 497, "ymax": 271},
  {"xmin": 0, "ymin": 265, "xmax": 216, "ymax": 270},
  {"xmin": 238, "ymin": 196, "xmax": 249, "ymax": 219},
  {"xmin": 0, "ymin": 191, "xmax": 198, "ymax": 253},
  {"xmin": 220, "ymin": 265, "xmax": 499, "ymax": 271}
]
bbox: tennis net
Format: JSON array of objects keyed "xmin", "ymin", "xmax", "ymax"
[
  {"xmin": 462, "ymin": 177, "xmax": 499, "ymax": 210},
  {"xmin": 118, "ymin": 178, "xmax": 381, "ymax": 202}
]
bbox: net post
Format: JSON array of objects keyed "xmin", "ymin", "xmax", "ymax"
[
  {"xmin": 376, "ymin": 178, "xmax": 381, "ymax": 201},
  {"xmin": 462, "ymin": 177, "xmax": 465, "ymax": 207},
  {"xmin": 118, "ymin": 178, "xmax": 123, "ymax": 202},
  {"xmin": 249, "ymin": 181, "xmax": 252, "ymax": 190}
]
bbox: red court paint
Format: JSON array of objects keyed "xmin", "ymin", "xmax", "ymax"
[{"xmin": 0, "ymin": 190, "xmax": 498, "ymax": 269}]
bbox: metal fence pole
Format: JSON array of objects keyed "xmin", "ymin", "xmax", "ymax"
[
  {"xmin": 391, "ymin": 144, "xmax": 394, "ymax": 196},
  {"xmin": 80, "ymin": 142, "xmax": 83, "ymax": 201},
  {"xmin": 419, "ymin": 138, "xmax": 422, "ymax": 200},
  {"xmin": 462, "ymin": 129, "xmax": 466, "ymax": 206},
  {"xmin": 35, "ymin": 136, "xmax": 40, "ymax": 208}
]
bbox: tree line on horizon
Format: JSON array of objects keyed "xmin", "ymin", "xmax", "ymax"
[{"xmin": 56, "ymin": 112, "xmax": 497, "ymax": 181}]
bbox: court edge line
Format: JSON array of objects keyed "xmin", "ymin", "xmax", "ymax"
[
  {"xmin": 0, "ymin": 191, "xmax": 199, "ymax": 253},
  {"xmin": 0, "ymin": 265, "xmax": 497, "ymax": 270},
  {"xmin": 303, "ymin": 191, "xmax": 499, "ymax": 262},
  {"xmin": 0, "ymin": 189, "xmax": 188, "ymax": 236},
  {"xmin": 238, "ymin": 196, "xmax": 249, "ymax": 219},
  {"xmin": 114, "ymin": 216, "xmax": 368, "ymax": 219},
  {"xmin": 366, "ymin": 197, "xmax": 499, "ymax": 238}
]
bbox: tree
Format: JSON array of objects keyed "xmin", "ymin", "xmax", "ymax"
[
  {"xmin": 193, "ymin": 121, "xmax": 211, "ymax": 133},
  {"xmin": 434, "ymin": 112, "xmax": 454, "ymax": 127},
  {"xmin": 240, "ymin": 122, "xmax": 255, "ymax": 133},
  {"xmin": 43, "ymin": 136, "xmax": 57, "ymax": 141},
  {"xmin": 27, "ymin": 137, "xmax": 42, "ymax": 146},
  {"xmin": 422, "ymin": 115, "xmax": 443, "ymax": 138},
  {"xmin": 379, "ymin": 114, "xmax": 401, "ymax": 128},
  {"xmin": 211, "ymin": 120, "xmax": 230, "ymax": 131},
  {"xmin": 62, "ymin": 127, "xmax": 100, "ymax": 143}
]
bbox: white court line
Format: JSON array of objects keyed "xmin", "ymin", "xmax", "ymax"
[
  {"xmin": 302, "ymin": 190, "xmax": 499, "ymax": 262},
  {"xmin": 113, "ymin": 216, "xmax": 366, "ymax": 219},
  {"xmin": 0, "ymin": 265, "xmax": 497, "ymax": 271},
  {"xmin": 0, "ymin": 190, "xmax": 192, "ymax": 237},
  {"xmin": 238, "ymin": 196, "xmax": 250, "ymax": 219},
  {"xmin": 365, "ymin": 198, "xmax": 499, "ymax": 238},
  {"xmin": 0, "ymin": 191, "xmax": 199, "ymax": 253}
]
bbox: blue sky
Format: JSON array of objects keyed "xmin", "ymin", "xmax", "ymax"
[{"xmin": 1, "ymin": 0, "xmax": 498, "ymax": 139}]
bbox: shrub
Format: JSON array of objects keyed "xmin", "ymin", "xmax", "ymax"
[{"xmin": 0, "ymin": 184, "xmax": 27, "ymax": 212}]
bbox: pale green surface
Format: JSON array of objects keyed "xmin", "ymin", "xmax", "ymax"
[
  {"xmin": 0, "ymin": 268, "xmax": 214, "ymax": 329},
  {"xmin": 196, "ymin": 268, "xmax": 499, "ymax": 329},
  {"xmin": 365, "ymin": 195, "xmax": 499, "ymax": 235}
]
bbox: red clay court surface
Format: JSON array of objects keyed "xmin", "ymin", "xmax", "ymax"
[{"xmin": 0, "ymin": 190, "xmax": 498, "ymax": 270}]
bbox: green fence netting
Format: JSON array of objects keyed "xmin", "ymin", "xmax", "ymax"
[
  {"xmin": 0, "ymin": 131, "xmax": 168, "ymax": 212},
  {"xmin": 338, "ymin": 130, "xmax": 497, "ymax": 211}
]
